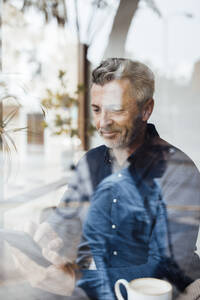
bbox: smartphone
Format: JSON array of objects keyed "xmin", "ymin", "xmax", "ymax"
[{"xmin": 0, "ymin": 228, "xmax": 51, "ymax": 268}]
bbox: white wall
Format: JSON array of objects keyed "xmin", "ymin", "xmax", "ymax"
[{"xmin": 151, "ymin": 61, "xmax": 200, "ymax": 170}]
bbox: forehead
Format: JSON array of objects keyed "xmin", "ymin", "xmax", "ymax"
[{"xmin": 91, "ymin": 79, "xmax": 132, "ymax": 107}]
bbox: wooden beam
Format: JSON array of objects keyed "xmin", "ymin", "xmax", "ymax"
[
  {"xmin": 78, "ymin": 43, "xmax": 90, "ymax": 150},
  {"xmin": 0, "ymin": 0, "xmax": 2, "ymax": 148},
  {"xmin": 0, "ymin": 0, "xmax": 3, "ymax": 203}
]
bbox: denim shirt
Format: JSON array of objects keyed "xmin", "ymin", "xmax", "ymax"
[
  {"xmin": 84, "ymin": 168, "xmax": 167, "ymax": 266},
  {"xmin": 81, "ymin": 168, "xmax": 168, "ymax": 299}
]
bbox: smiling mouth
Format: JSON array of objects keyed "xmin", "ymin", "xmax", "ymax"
[{"xmin": 101, "ymin": 131, "xmax": 119, "ymax": 138}]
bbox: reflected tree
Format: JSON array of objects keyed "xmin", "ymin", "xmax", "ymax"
[{"xmin": 3, "ymin": 0, "xmax": 67, "ymax": 26}]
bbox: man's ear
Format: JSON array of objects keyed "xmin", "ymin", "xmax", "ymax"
[{"xmin": 141, "ymin": 98, "xmax": 154, "ymax": 122}]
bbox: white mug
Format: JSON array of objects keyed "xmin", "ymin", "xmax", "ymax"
[{"xmin": 115, "ymin": 278, "xmax": 172, "ymax": 300}]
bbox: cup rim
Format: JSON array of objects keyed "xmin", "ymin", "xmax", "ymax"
[{"xmin": 129, "ymin": 277, "xmax": 172, "ymax": 296}]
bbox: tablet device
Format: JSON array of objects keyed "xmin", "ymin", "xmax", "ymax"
[{"xmin": 0, "ymin": 228, "xmax": 51, "ymax": 268}]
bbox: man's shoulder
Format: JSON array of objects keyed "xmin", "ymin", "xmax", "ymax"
[
  {"xmin": 76, "ymin": 145, "xmax": 111, "ymax": 190},
  {"xmin": 76, "ymin": 144, "xmax": 107, "ymax": 168},
  {"xmin": 158, "ymin": 136, "xmax": 198, "ymax": 168},
  {"xmin": 85, "ymin": 144, "xmax": 108, "ymax": 158},
  {"xmin": 151, "ymin": 124, "xmax": 197, "ymax": 167},
  {"xmin": 158, "ymin": 137, "xmax": 200, "ymax": 197}
]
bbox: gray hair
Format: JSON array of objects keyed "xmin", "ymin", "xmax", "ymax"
[{"xmin": 92, "ymin": 58, "xmax": 155, "ymax": 105}]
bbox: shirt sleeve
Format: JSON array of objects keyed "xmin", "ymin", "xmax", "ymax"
[
  {"xmin": 148, "ymin": 199, "xmax": 194, "ymax": 291},
  {"xmin": 83, "ymin": 183, "xmax": 115, "ymax": 300},
  {"xmin": 148, "ymin": 199, "xmax": 168, "ymax": 261},
  {"xmin": 83, "ymin": 184, "xmax": 113, "ymax": 259}
]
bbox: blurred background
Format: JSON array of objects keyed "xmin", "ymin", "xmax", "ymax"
[{"xmin": 0, "ymin": 0, "xmax": 200, "ymax": 295}]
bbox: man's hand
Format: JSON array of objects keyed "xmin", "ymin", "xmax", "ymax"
[
  {"xmin": 8, "ymin": 220, "xmax": 79, "ymax": 295},
  {"xmin": 23, "ymin": 220, "xmax": 80, "ymax": 265},
  {"xmin": 10, "ymin": 245, "xmax": 75, "ymax": 296},
  {"xmin": 33, "ymin": 222, "xmax": 69, "ymax": 265}
]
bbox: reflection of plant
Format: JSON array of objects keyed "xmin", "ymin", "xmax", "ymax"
[
  {"xmin": 0, "ymin": 107, "xmax": 27, "ymax": 154},
  {"xmin": 0, "ymin": 79, "xmax": 43, "ymax": 158},
  {"xmin": 0, "ymin": 79, "xmax": 27, "ymax": 155},
  {"xmin": 0, "ymin": 99, "xmax": 27, "ymax": 179},
  {"xmin": 41, "ymin": 70, "xmax": 82, "ymax": 138}
]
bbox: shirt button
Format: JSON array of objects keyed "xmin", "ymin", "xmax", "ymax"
[
  {"xmin": 112, "ymin": 224, "xmax": 116, "ymax": 229},
  {"xmin": 118, "ymin": 173, "xmax": 122, "ymax": 177},
  {"xmin": 113, "ymin": 199, "xmax": 117, "ymax": 203},
  {"xmin": 113, "ymin": 251, "xmax": 118, "ymax": 256}
]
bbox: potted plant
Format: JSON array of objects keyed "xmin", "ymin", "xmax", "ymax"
[{"xmin": 41, "ymin": 70, "xmax": 86, "ymax": 170}]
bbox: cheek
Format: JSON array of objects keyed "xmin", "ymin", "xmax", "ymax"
[
  {"xmin": 115, "ymin": 114, "xmax": 132, "ymax": 128},
  {"xmin": 92, "ymin": 114, "xmax": 100, "ymax": 129}
]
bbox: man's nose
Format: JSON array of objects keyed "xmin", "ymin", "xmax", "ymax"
[{"xmin": 99, "ymin": 111, "xmax": 113, "ymax": 128}]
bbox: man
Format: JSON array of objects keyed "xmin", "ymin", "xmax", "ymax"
[
  {"xmin": 10, "ymin": 58, "xmax": 200, "ymax": 298},
  {"xmin": 81, "ymin": 127, "xmax": 196, "ymax": 299}
]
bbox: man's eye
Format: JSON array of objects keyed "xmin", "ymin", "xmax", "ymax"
[
  {"xmin": 92, "ymin": 108, "xmax": 100, "ymax": 113},
  {"xmin": 112, "ymin": 109, "xmax": 123, "ymax": 113}
]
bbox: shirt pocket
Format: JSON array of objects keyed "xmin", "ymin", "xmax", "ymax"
[{"xmin": 131, "ymin": 213, "xmax": 154, "ymax": 244}]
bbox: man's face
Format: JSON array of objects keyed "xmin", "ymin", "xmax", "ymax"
[{"xmin": 91, "ymin": 79, "xmax": 143, "ymax": 149}]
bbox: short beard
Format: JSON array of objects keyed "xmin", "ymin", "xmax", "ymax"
[
  {"xmin": 125, "ymin": 113, "xmax": 144, "ymax": 148},
  {"xmin": 102, "ymin": 114, "xmax": 144, "ymax": 149}
]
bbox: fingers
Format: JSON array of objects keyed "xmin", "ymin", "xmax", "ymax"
[
  {"xmin": 48, "ymin": 237, "xmax": 63, "ymax": 251},
  {"xmin": 23, "ymin": 221, "xmax": 38, "ymax": 237},
  {"xmin": 33, "ymin": 222, "xmax": 70, "ymax": 266},
  {"xmin": 42, "ymin": 247, "xmax": 68, "ymax": 266},
  {"xmin": 33, "ymin": 222, "xmax": 59, "ymax": 249}
]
